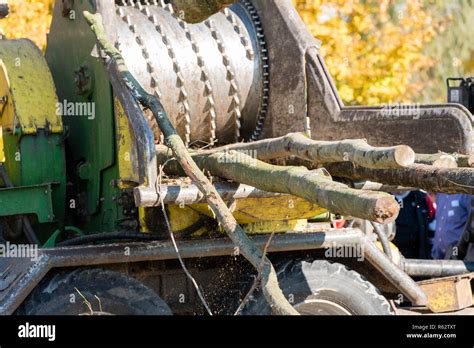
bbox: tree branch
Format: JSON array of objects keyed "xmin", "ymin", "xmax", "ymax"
[
  {"xmin": 83, "ymin": 11, "xmax": 298, "ymax": 315},
  {"xmin": 415, "ymin": 153, "xmax": 458, "ymax": 168},
  {"xmin": 415, "ymin": 153, "xmax": 474, "ymax": 168},
  {"xmin": 157, "ymin": 146, "xmax": 400, "ymax": 224},
  {"xmin": 193, "ymin": 132, "xmax": 415, "ymax": 169},
  {"xmin": 326, "ymin": 162, "xmax": 474, "ymax": 194}
]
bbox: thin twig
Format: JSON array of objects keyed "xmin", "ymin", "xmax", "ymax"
[
  {"xmin": 158, "ymin": 163, "xmax": 213, "ymax": 315},
  {"xmin": 234, "ymin": 232, "xmax": 275, "ymax": 315},
  {"xmin": 75, "ymin": 288, "xmax": 93, "ymax": 315}
]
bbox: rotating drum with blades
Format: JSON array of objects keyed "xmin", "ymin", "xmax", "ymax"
[{"xmin": 114, "ymin": 0, "xmax": 269, "ymax": 147}]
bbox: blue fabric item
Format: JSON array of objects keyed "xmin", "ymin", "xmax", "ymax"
[{"xmin": 432, "ymin": 194, "xmax": 472, "ymax": 259}]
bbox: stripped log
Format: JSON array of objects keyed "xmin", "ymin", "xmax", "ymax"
[
  {"xmin": 84, "ymin": 11, "xmax": 298, "ymax": 315},
  {"xmin": 192, "ymin": 132, "xmax": 415, "ymax": 169},
  {"xmin": 415, "ymin": 153, "xmax": 458, "ymax": 168},
  {"xmin": 326, "ymin": 162, "xmax": 474, "ymax": 195},
  {"xmin": 416, "ymin": 153, "xmax": 474, "ymax": 168},
  {"xmin": 456, "ymin": 154, "xmax": 474, "ymax": 168},
  {"xmin": 354, "ymin": 181, "xmax": 415, "ymax": 193},
  {"xmin": 157, "ymin": 146, "xmax": 400, "ymax": 224}
]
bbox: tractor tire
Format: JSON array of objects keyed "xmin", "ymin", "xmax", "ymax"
[
  {"xmin": 242, "ymin": 259, "xmax": 393, "ymax": 315},
  {"xmin": 17, "ymin": 268, "xmax": 172, "ymax": 315}
]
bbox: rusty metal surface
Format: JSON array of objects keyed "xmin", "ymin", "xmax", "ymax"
[
  {"xmin": 402, "ymin": 259, "xmax": 474, "ymax": 277},
  {"xmin": 418, "ymin": 273, "xmax": 474, "ymax": 313}
]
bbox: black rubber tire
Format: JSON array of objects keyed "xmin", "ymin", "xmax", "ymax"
[
  {"xmin": 242, "ymin": 259, "xmax": 393, "ymax": 315},
  {"xmin": 17, "ymin": 268, "xmax": 172, "ymax": 315}
]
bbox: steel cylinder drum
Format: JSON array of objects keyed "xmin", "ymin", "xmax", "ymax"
[{"xmin": 113, "ymin": 0, "xmax": 268, "ymax": 146}]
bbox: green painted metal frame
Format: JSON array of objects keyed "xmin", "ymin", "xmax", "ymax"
[
  {"xmin": 0, "ymin": 184, "xmax": 55, "ymax": 223},
  {"xmin": 45, "ymin": 0, "xmax": 129, "ymax": 233}
]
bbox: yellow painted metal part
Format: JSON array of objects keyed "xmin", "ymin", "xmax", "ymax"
[
  {"xmin": 418, "ymin": 273, "xmax": 474, "ymax": 313},
  {"xmin": 0, "ymin": 126, "xmax": 4, "ymax": 162},
  {"xmin": 169, "ymin": 205, "xmax": 201, "ymax": 231},
  {"xmin": 114, "ymin": 98, "xmax": 140, "ymax": 187},
  {"xmin": 375, "ymin": 241, "xmax": 402, "ymax": 265},
  {"xmin": 243, "ymin": 219, "xmax": 308, "ymax": 234},
  {"xmin": 138, "ymin": 207, "xmax": 151, "ymax": 233},
  {"xmin": 0, "ymin": 60, "xmax": 14, "ymax": 136},
  {"xmin": 191, "ymin": 195, "xmax": 326, "ymax": 224},
  {"xmin": 164, "ymin": 195, "xmax": 327, "ymax": 235},
  {"xmin": 0, "ymin": 39, "xmax": 62, "ymax": 134},
  {"xmin": 168, "ymin": 205, "xmax": 208, "ymax": 236}
]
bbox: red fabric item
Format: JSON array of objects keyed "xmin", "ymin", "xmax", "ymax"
[
  {"xmin": 334, "ymin": 219, "xmax": 346, "ymax": 229},
  {"xmin": 424, "ymin": 194, "xmax": 436, "ymax": 220}
]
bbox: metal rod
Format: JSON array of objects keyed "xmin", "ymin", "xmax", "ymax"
[
  {"xmin": 135, "ymin": 182, "xmax": 285, "ymax": 207},
  {"xmin": 46, "ymin": 229, "xmax": 363, "ymax": 267},
  {"xmin": 371, "ymin": 221, "xmax": 393, "ymax": 261},
  {"xmin": 402, "ymin": 259, "xmax": 474, "ymax": 277},
  {"xmin": 362, "ymin": 238, "xmax": 428, "ymax": 306}
]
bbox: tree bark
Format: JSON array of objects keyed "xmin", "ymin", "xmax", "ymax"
[
  {"xmin": 326, "ymin": 162, "xmax": 474, "ymax": 195},
  {"xmin": 193, "ymin": 132, "xmax": 415, "ymax": 169},
  {"xmin": 354, "ymin": 181, "xmax": 415, "ymax": 193},
  {"xmin": 456, "ymin": 154, "xmax": 474, "ymax": 168},
  {"xmin": 157, "ymin": 146, "xmax": 400, "ymax": 224},
  {"xmin": 415, "ymin": 153, "xmax": 458, "ymax": 168},
  {"xmin": 415, "ymin": 153, "xmax": 474, "ymax": 168}
]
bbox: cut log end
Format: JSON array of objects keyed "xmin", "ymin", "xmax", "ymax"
[
  {"xmin": 393, "ymin": 145, "xmax": 416, "ymax": 168},
  {"xmin": 373, "ymin": 196, "xmax": 400, "ymax": 224}
]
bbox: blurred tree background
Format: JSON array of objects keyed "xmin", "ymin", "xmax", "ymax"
[
  {"xmin": 0, "ymin": 0, "xmax": 53, "ymax": 49},
  {"xmin": 0, "ymin": 0, "xmax": 472, "ymax": 105},
  {"xmin": 294, "ymin": 0, "xmax": 474, "ymax": 104}
]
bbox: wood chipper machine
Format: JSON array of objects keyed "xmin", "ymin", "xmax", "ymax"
[{"xmin": 0, "ymin": 0, "xmax": 474, "ymax": 316}]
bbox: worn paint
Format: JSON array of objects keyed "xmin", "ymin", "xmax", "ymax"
[
  {"xmin": 0, "ymin": 126, "xmax": 4, "ymax": 163},
  {"xmin": 114, "ymin": 98, "xmax": 140, "ymax": 187},
  {"xmin": 418, "ymin": 273, "xmax": 474, "ymax": 313},
  {"xmin": 0, "ymin": 40, "xmax": 62, "ymax": 134}
]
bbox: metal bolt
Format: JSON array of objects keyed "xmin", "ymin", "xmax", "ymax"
[
  {"xmin": 62, "ymin": 0, "xmax": 74, "ymax": 18},
  {"xmin": 74, "ymin": 65, "xmax": 93, "ymax": 96}
]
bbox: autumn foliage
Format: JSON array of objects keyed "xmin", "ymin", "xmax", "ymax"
[
  {"xmin": 0, "ymin": 0, "xmax": 53, "ymax": 50},
  {"xmin": 293, "ymin": 0, "xmax": 441, "ymax": 105}
]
